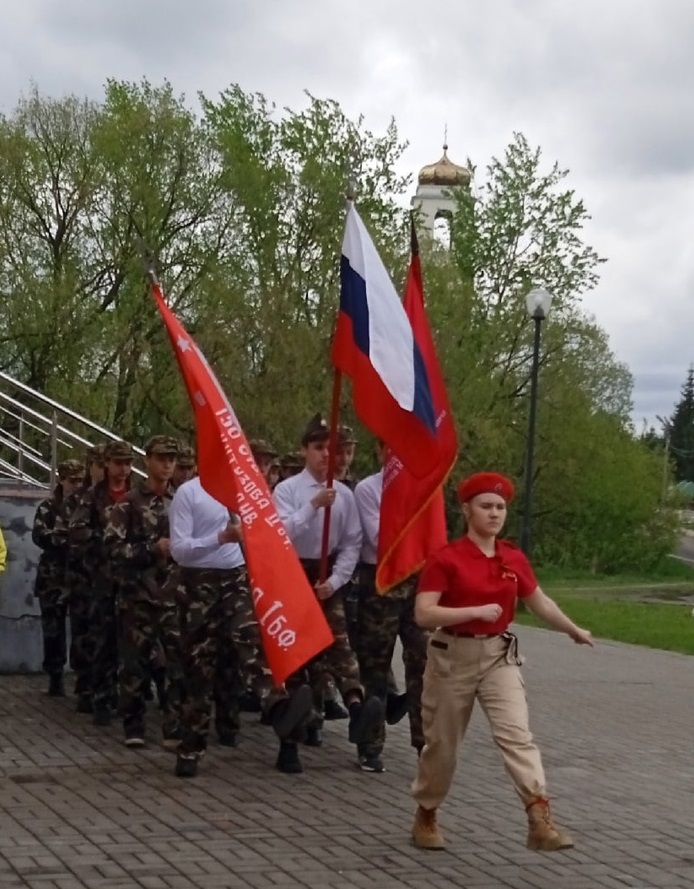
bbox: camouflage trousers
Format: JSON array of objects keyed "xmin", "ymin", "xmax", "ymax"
[
  {"xmin": 354, "ymin": 566, "xmax": 428, "ymax": 757},
  {"xmin": 117, "ymin": 597, "xmax": 183, "ymax": 736},
  {"xmin": 69, "ymin": 588, "xmax": 94, "ymax": 697},
  {"xmin": 343, "ymin": 579, "xmax": 399, "ymax": 694},
  {"xmin": 296, "ymin": 558, "xmax": 363, "ymax": 728},
  {"xmin": 89, "ymin": 588, "xmax": 119, "ymax": 710},
  {"xmin": 38, "ymin": 585, "xmax": 68, "ymax": 676},
  {"xmin": 177, "ymin": 565, "xmax": 276, "ymax": 755}
]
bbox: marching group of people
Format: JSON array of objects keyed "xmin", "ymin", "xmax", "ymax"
[{"xmin": 30, "ymin": 412, "xmax": 593, "ymax": 853}]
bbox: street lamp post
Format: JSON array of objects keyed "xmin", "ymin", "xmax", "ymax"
[{"xmin": 520, "ymin": 287, "xmax": 553, "ymax": 557}]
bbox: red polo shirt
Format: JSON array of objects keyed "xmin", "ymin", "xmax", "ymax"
[{"xmin": 417, "ymin": 536, "xmax": 538, "ymax": 635}]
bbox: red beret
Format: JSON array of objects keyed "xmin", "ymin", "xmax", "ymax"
[{"xmin": 457, "ymin": 472, "xmax": 515, "ymax": 504}]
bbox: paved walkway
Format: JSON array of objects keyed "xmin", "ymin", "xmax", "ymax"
[{"xmin": 1, "ymin": 626, "xmax": 693, "ymax": 889}]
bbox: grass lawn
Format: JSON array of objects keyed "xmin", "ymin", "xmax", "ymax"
[
  {"xmin": 515, "ymin": 591, "xmax": 694, "ymax": 655},
  {"xmin": 537, "ymin": 556, "xmax": 694, "ymax": 594}
]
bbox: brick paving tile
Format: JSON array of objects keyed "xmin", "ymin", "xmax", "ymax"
[{"xmin": 2, "ymin": 625, "xmax": 694, "ymax": 889}]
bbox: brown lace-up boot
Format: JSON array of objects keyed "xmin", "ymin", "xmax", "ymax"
[
  {"xmin": 411, "ymin": 806, "xmax": 445, "ymax": 850},
  {"xmin": 526, "ymin": 797, "xmax": 574, "ymax": 851}
]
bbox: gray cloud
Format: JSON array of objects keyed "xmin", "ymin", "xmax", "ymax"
[{"xmin": 0, "ymin": 0, "xmax": 693, "ymax": 426}]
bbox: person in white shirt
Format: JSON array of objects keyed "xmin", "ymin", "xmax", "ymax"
[
  {"xmin": 352, "ymin": 441, "xmax": 428, "ymax": 773},
  {"xmin": 273, "ymin": 413, "xmax": 383, "ymax": 772},
  {"xmin": 169, "ymin": 475, "xmax": 312, "ymax": 778},
  {"xmin": 323, "ymin": 424, "xmax": 359, "ymax": 721}
]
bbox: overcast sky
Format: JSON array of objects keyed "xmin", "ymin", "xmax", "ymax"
[{"xmin": 1, "ymin": 0, "xmax": 692, "ymax": 430}]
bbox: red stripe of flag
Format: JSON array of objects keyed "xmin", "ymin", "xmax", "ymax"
[{"xmin": 376, "ymin": 218, "xmax": 458, "ymax": 592}]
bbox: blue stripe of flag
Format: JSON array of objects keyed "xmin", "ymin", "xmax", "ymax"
[{"xmin": 340, "ymin": 256, "xmax": 437, "ymax": 435}]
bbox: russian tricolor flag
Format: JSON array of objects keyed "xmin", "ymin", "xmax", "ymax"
[{"xmin": 331, "ymin": 204, "xmax": 440, "ymax": 479}]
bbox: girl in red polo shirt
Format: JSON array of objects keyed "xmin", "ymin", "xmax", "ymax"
[{"xmin": 410, "ymin": 472, "xmax": 593, "ymax": 853}]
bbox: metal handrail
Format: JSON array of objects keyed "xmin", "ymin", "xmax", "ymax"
[
  {"xmin": 0, "ymin": 457, "xmax": 47, "ymax": 488},
  {"xmin": 0, "ymin": 421, "xmax": 43, "ymax": 457},
  {"xmin": 0, "ymin": 433, "xmax": 52, "ymax": 473},
  {"xmin": 0, "ymin": 370, "xmax": 147, "ymax": 488},
  {"xmin": 0, "ymin": 391, "xmax": 91, "ymax": 450},
  {"xmin": 0, "ymin": 405, "xmax": 73, "ymax": 450},
  {"xmin": 0, "ymin": 371, "xmax": 145, "ymax": 455}
]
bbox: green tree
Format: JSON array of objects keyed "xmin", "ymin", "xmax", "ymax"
[
  {"xmin": 668, "ymin": 367, "xmax": 694, "ymax": 482},
  {"xmin": 0, "ymin": 83, "xmax": 679, "ymax": 571},
  {"xmin": 199, "ymin": 86, "xmax": 410, "ymax": 444},
  {"xmin": 0, "ymin": 82, "xmax": 411, "ymax": 454},
  {"xmin": 0, "ymin": 87, "xmax": 103, "ymax": 391},
  {"xmin": 418, "ymin": 133, "xmax": 673, "ymax": 570}
]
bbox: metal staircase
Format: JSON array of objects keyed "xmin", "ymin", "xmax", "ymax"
[{"xmin": 0, "ymin": 371, "xmax": 145, "ymax": 489}]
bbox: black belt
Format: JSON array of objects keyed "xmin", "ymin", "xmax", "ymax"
[
  {"xmin": 441, "ymin": 629, "xmax": 501, "ymax": 639},
  {"xmin": 181, "ymin": 565, "xmax": 244, "ymax": 580},
  {"xmin": 358, "ymin": 562, "xmax": 377, "ymax": 583},
  {"xmin": 300, "ymin": 555, "xmax": 338, "ymax": 586}
]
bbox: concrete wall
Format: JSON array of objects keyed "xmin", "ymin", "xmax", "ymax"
[{"xmin": 0, "ymin": 482, "xmax": 45, "ymax": 673}]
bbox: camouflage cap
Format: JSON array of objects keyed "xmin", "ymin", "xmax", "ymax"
[
  {"xmin": 57, "ymin": 458, "xmax": 85, "ymax": 480},
  {"xmin": 145, "ymin": 435, "xmax": 180, "ymax": 456},
  {"xmin": 249, "ymin": 438, "xmax": 278, "ymax": 459},
  {"xmin": 301, "ymin": 413, "xmax": 330, "ymax": 446},
  {"xmin": 104, "ymin": 440, "xmax": 135, "ymax": 461},
  {"xmin": 176, "ymin": 445, "xmax": 197, "ymax": 468},
  {"xmin": 337, "ymin": 424, "xmax": 358, "ymax": 446},
  {"xmin": 280, "ymin": 451, "xmax": 304, "ymax": 470},
  {"xmin": 85, "ymin": 443, "xmax": 106, "ymax": 464}
]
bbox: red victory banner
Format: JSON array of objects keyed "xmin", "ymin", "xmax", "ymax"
[{"xmin": 150, "ymin": 278, "xmax": 333, "ymax": 684}]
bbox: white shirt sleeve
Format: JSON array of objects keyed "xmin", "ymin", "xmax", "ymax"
[
  {"xmin": 273, "ymin": 478, "xmax": 316, "ymax": 539},
  {"xmin": 354, "ymin": 475, "xmax": 380, "ymax": 558},
  {"xmin": 327, "ymin": 490, "xmax": 362, "ymax": 591},
  {"xmin": 170, "ymin": 485, "xmax": 221, "ymax": 564}
]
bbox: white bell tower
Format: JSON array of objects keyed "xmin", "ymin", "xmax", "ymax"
[{"xmin": 410, "ymin": 143, "xmax": 471, "ymax": 239}]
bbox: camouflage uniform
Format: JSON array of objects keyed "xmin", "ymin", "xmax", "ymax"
[
  {"xmin": 32, "ymin": 489, "xmax": 72, "ymax": 684},
  {"xmin": 66, "ymin": 491, "xmax": 94, "ymax": 704},
  {"xmin": 104, "ymin": 457, "xmax": 183, "ymax": 744},
  {"xmin": 172, "ymin": 445, "xmax": 197, "ymax": 490},
  {"xmin": 176, "ymin": 564, "xmax": 278, "ymax": 754},
  {"xmin": 278, "ymin": 452, "xmax": 304, "ymax": 483},
  {"xmin": 69, "ymin": 443, "xmax": 133, "ymax": 720},
  {"xmin": 65, "ymin": 445, "xmax": 106, "ymax": 708},
  {"xmin": 169, "ymin": 473, "xmax": 317, "ymax": 778},
  {"xmin": 296, "ymin": 557, "xmax": 364, "ymax": 727},
  {"xmin": 273, "ymin": 413, "xmax": 386, "ymax": 757},
  {"xmin": 355, "ymin": 567, "xmax": 427, "ymax": 760}
]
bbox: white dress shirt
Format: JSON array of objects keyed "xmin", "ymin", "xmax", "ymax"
[
  {"xmin": 273, "ymin": 468, "xmax": 362, "ymax": 592},
  {"xmin": 169, "ymin": 477, "xmax": 245, "ymax": 570},
  {"xmin": 353, "ymin": 470, "xmax": 383, "ymax": 565}
]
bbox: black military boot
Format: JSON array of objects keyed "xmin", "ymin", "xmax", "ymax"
[
  {"xmin": 276, "ymin": 741, "xmax": 303, "ymax": 774},
  {"xmin": 48, "ymin": 673, "xmax": 65, "ymax": 697},
  {"xmin": 218, "ymin": 730, "xmax": 240, "ymax": 748},
  {"xmin": 270, "ymin": 685, "xmax": 313, "ymax": 740},
  {"xmin": 385, "ymin": 691, "xmax": 409, "ymax": 725},
  {"xmin": 348, "ymin": 695, "xmax": 385, "ymax": 744},
  {"xmin": 92, "ymin": 705, "xmax": 112, "ymax": 726},
  {"xmin": 324, "ymin": 698, "xmax": 349, "ymax": 720},
  {"xmin": 304, "ymin": 727, "xmax": 323, "ymax": 747},
  {"xmin": 239, "ymin": 690, "xmax": 262, "ymax": 713},
  {"xmin": 175, "ymin": 754, "xmax": 198, "ymax": 778},
  {"xmin": 76, "ymin": 694, "xmax": 93, "ymax": 714}
]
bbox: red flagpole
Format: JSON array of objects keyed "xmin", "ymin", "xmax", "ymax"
[
  {"xmin": 319, "ymin": 185, "xmax": 356, "ymax": 584},
  {"xmin": 319, "ymin": 369, "xmax": 342, "ymax": 583}
]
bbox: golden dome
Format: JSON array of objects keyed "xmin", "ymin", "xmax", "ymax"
[{"xmin": 418, "ymin": 144, "xmax": 470, "ymax": 187}]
